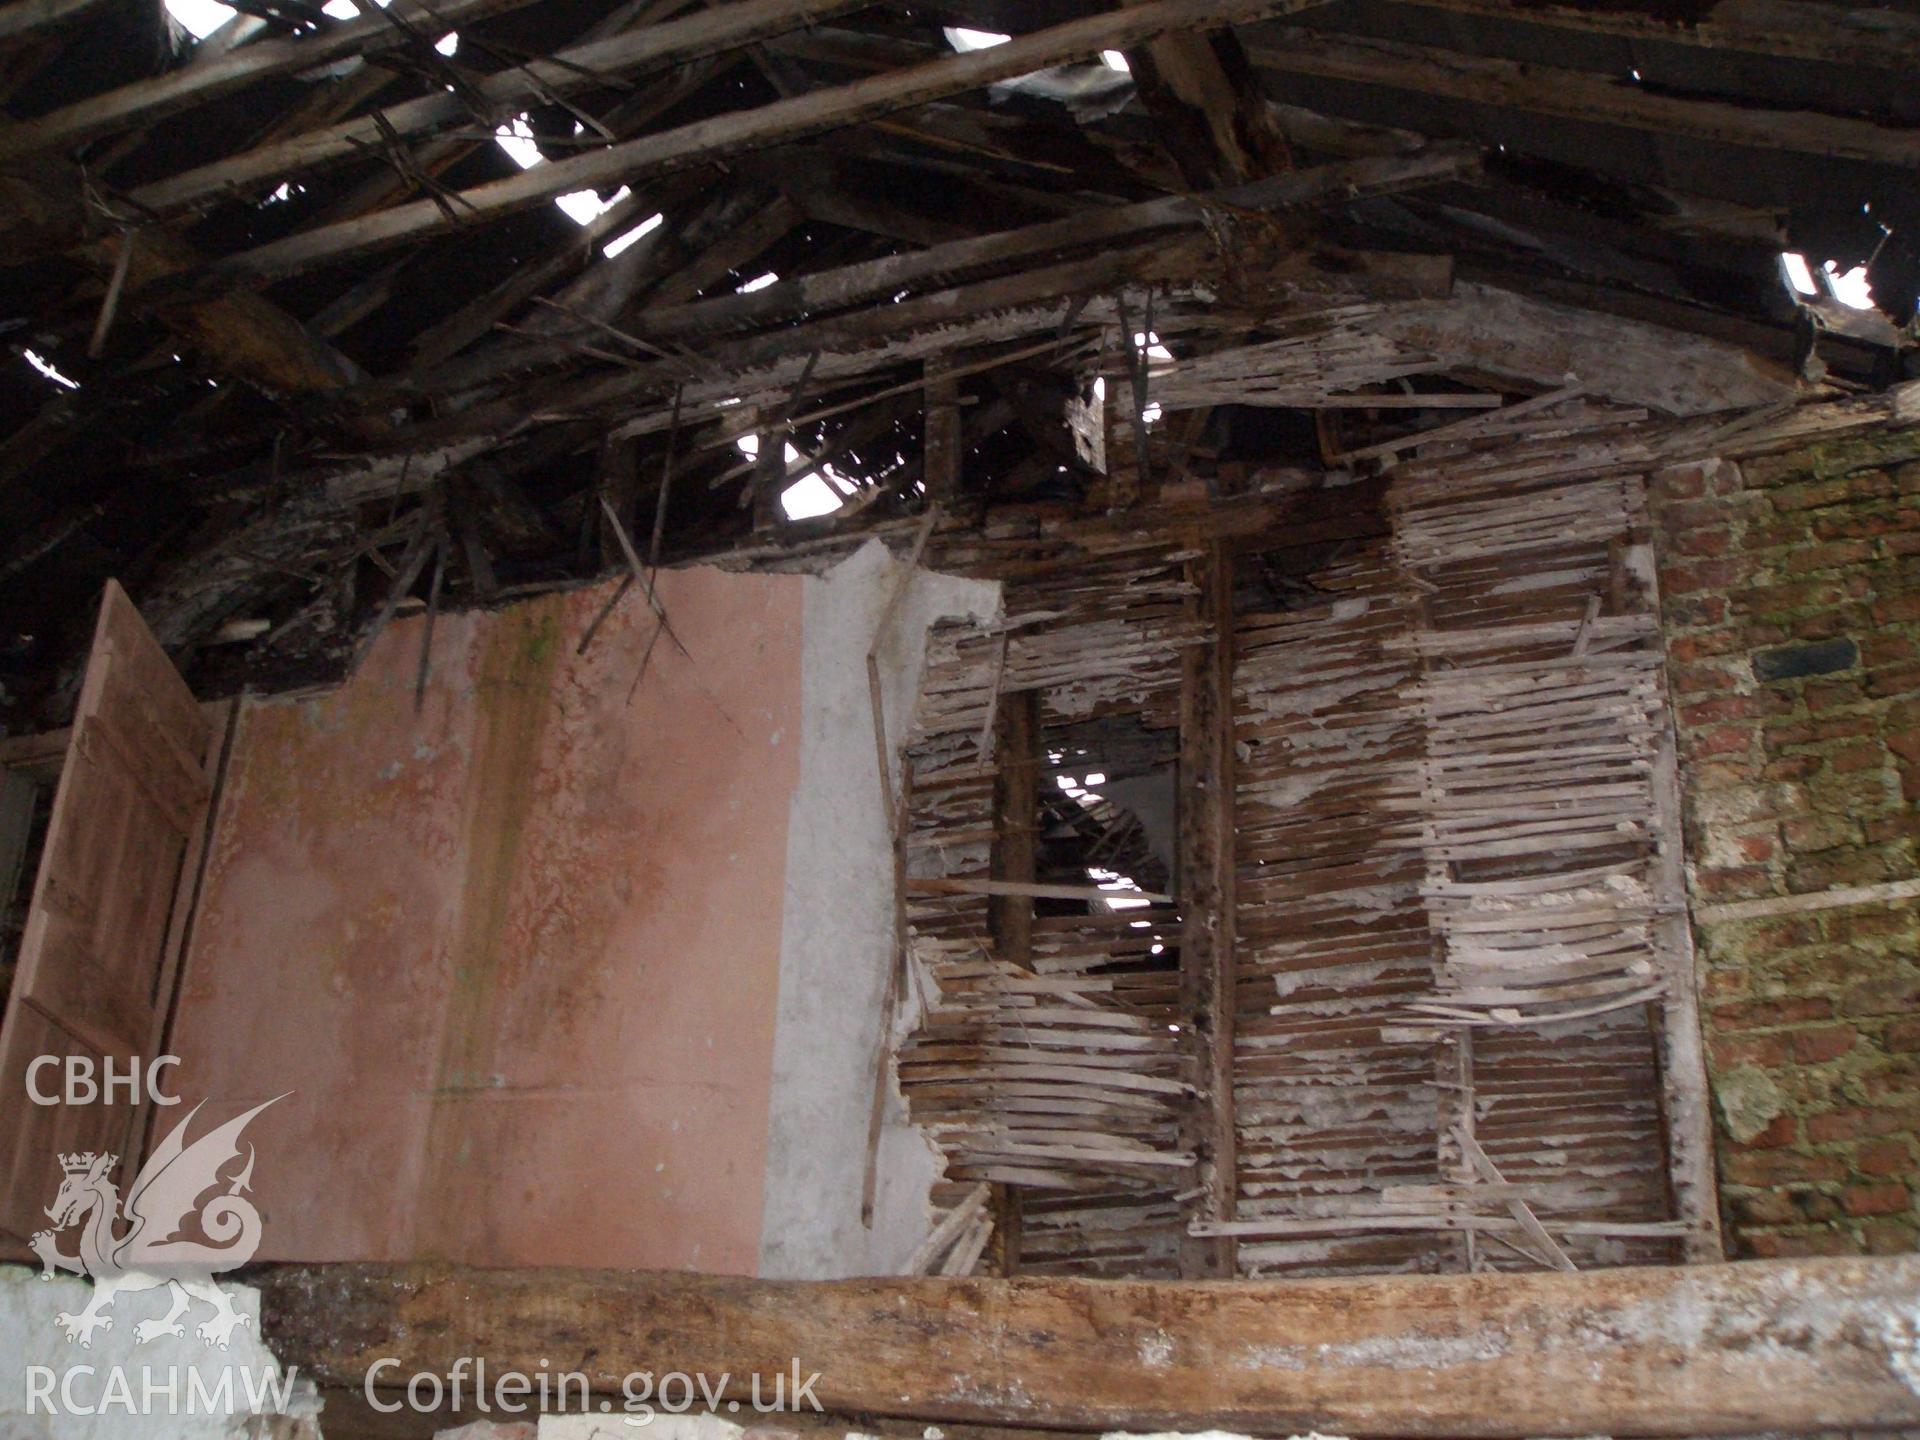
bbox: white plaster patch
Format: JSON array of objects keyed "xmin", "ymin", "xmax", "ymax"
[
  {"xmin": 1136, "ymin": 1330, "xmax": 1175, "ymax": 1369},
  {"xmin": 1881, "ymin": 1304, "xmax": 1920, "ymax": 1395},
  {"xmin": 0, "ymin": 1266, "xmax": 317, "ymax": 1438},
  {"xmin": 757, "ymin": 540, "xmax": 1000, "ymax": 1278},
  {"xmin": 1242, "ymin": 1329, "xmax": 1510, "ymax": 1372},
  {"xmin": 539, "ymin": 1413, "xmax": 744, "ymax": 1439}
]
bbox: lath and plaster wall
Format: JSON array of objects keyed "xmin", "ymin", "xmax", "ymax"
[
  {"xmin": 1652, "ymin": 429, "xmax": 1920, "ymax": 1258},
  {"xmin": 167, "ymin": 546, "xmax": 991, "ymax": 1275}
]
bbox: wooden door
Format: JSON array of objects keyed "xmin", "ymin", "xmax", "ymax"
[{"xmin": 0, "ymin": 581, "xmax": 215, "ymax": 1245}]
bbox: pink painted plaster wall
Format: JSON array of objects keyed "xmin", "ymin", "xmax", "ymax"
[{"xmin": 167, "ymin": 569, "xmax": 803, "ymax": 1270}]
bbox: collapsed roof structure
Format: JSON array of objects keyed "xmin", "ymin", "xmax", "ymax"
[
  {"xmin": 1, "ymin": 0, "xmax": 1914, "ymax": 719},
  {"xmin": 4, "ymin": 4, "xmax": 1920, "ymax": 1438}
]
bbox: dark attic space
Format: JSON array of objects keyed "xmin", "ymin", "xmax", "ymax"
[{"xmin": 2, "ymin": 1, "xmax": 1920, "ymax": 1437}]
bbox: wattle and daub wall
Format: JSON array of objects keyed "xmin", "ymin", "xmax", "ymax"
[{"xmin": 1653, "ymin": 428, "xmax": 1920, "ymax": 1259}]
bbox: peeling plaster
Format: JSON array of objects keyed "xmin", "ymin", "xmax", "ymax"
[{"xmin": 757, "ymin": 540, "xmax": 999, "ymax": 1278}]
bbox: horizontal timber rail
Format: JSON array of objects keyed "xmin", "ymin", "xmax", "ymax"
[{"xmin": 254, "ymin": 1256, "xmax": 1920, "ymax": 1436}]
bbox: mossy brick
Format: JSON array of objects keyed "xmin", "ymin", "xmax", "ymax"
[
  {"xmin": 1866, "ymin": 665, "xmax": 1920, "ymax": 701},
  {"xmin": 1664, "ymin": 593, "xmax": 1728, "ymax": 627},
  {"xmin": 1808, "ymin": 506, "xmax": 1911, "ymax": 541},
  {"xmin": 1652, "ymin": 464, "xmax": 1709, "ymax": 501},
  {"xmin": 1789, "ymin": 850, "xmax": 1902, "ymax": 891},
  {"xmin": 1840, "ymin": 975, "xmax": 1920, "ymax": 1018},
  {"xmin": 1856, "ymin": 1138, "xmax": 1915, "ymax": 1176},
  {"xmin": 1770, "ymin": 472, "xmax": 1895, "ymax": 513},
  {"xmin": 1720, "ymin": 1148, "xmax": 1846, "ymax": 1185},
  {"xmin": 1788, "ymin": 604, "xmax": 1873, "ymax": 642},
  {"xmin": 1801, "ymin": 679, "xmax": 1867, "ymax": 714},
  {"xmin": 1841, "ymin": 1181, "xmax": 1912, "ymax": 1216},
  {"xmin": 1782, "ymin": 814, "xmax": 1860, "ymax": 853},
  {"xmin": 1860, "ymin": 1217, "xmax": 1918, "ymax": 1254},
  {"xmin": 1670, "ymin": 629, "xmax": 1741, "ymax": 662},
  {"xmin": 1874, "ymin": 592, "xmax": 1920, "ymax": 625},
  {"xmin": 1790, "ymin": 1025, "xmax": 1859, "ymax": 1063},
  {"xmin": 1741, "ymin": 1227, "xmax": 1856, "ymax": 1258},
  {"xmin": 1711, "ymin": 995, "xmax": 1834, "ymax": 1030},
  {"xmin": 1733, "ymin": 577, "xmax": 1868, "ymax": 619},
  {"xmin": 1864, "ymin": 633, "xmax": 1920, "ymax": 667},
  {"xmin": 1806, "ymin": 1106, "xmax": 1920, "ymax": 1143},
  {"xmin": 1744, "ymin": 431, "xmax": 1920, "ymax": 485}
]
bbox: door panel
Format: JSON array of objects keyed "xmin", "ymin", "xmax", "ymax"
[{"xmin": 0, "ymin": 581, "xmax": 212, "ymax": 1245}]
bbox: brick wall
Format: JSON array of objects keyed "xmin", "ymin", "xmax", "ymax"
[{"xmin": 1650, "ymin": 426, "xmax": 1920, "ymax": 1260}]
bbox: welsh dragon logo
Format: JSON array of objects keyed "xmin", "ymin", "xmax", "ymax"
[{"xmin": 30, "ymin": 1095, "xmax": 285, "ymax": 1350}]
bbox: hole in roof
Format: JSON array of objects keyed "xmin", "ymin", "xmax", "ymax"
[
  {"xmin": 22, "ymin": 348, "xmax": 79, "ymax": 390},
  {"xmin": 1134, "ymin": 330, "xmax": 1173, "ymax": 362},
  {"xmin": 1824, "ymin": 261, "xmax": 1874, "ymax": 310},
  {"xmin": 319, "ymin": 0, "xmax": 392, "ymax": 16},
  {"xmin": 736, "ymin": 271, "xmax": 779, "ymax": 294},
  {"xmin": 556, "ymin": 185, "xmax": 629, "ymax": 226},
  {"xmin": 1781, "ymin": 251, "xmax": 1877, "ymax": 310},
  {"xmin": 781, "ymin": 473, "xmax": 843, "ymax": 521},
  {"xmin": 493, "ymin": 116, "xmax": 630, "ymax": 227},
  {"xmin": 734, "ymin": 434, "xmax": 850, "ymax": 520},
  {"xmin": 604, "ymin": 212, "xmax": 664, "ymax": 258},
  {"xmin": 434, "ymin": 31, "xmax": 458, "ymax": 55},
  {"xmin": 164, "ymin": 0, "xmax": 234, "ymax": 38},
  {"xmin": 945, "ymin": 26, "xmax": 1009, "ymax": 51},
  {"xmin": 1100, "ymin": 49, "xmax": 1129, "ymax": 72}
]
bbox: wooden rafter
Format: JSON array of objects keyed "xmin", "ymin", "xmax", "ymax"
[
  {"xmin": 0, "ymin": 0, "xmax": 539, "ymax": 160},
  {"xmin": 125, "ymin": 0, "xmax": 873, "ymax": 218},
  {"xmin": 193, "ymin": 0, "xmax": 1342, "ymax": 284},
  {"xmin": 1241, "ymin": 25, "xmax": 1920, "ymax": 172},
  {"xmin": 1393, "ymin": 0, "xmax": 1920, "ymax": 73}
]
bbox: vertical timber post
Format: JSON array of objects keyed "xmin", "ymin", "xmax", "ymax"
[
  {"xmin": 1178, "ymin": 543, "xmax": 1238, "ymax": 1277},
  {"xmin": 924, "ymin": 356, "xmax": 962, "ymax": 505},
  {"xmin": 989, "ymin": 688, "xmax": 1041, "ymax": 1269}
]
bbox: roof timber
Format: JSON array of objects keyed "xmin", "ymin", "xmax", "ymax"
[
  {"xmin": 618, "ymin": 148, "xmax": 1483, "ymax": 347},
  {"xmin": 0, "ymin": 0, "xmax": 541, "ymax": 160},
  {"xmin": 0, "ymin": 0, "xmax": 108, "ymax": 43},
  {"xmin": 1389, "ymin": 0, "xmax": 1920, "ymax": 73},
  {"xmin": 125, "ymin": 0, "xmax": 874, "ymax": 218},
  {"xmin": 257, "ymin": 1256, "xmax": 1920, "ymax": 1436},
  {"xmin": 1241, "ymin": 26, "xmax": 1920, "ymax": 173},
  {"xmin": 1120, "ymin": 10, "xmax": 1291, "ymax": 188},
  {"xmin": 189, "ymin": 0, "xmax": 1341, "ymax": 285}
]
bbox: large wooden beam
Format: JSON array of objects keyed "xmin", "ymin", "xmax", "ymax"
[
  {"xmin": 256, "ymin": 1257, "xmax": 1920, "ymax": 1436},
  {"xmin": 616, "ymin": 147, "xmax": 1479, "ymax": 346},
  {"xmin": 1241, "ymin": 26, "xmax": 1920, "ymax": 172},
  {"xmin": 0, "ymin": 0, "xmax": 537, "ymax": 161},
  {"xmin": 126, "ymin": 0, "xmax": 872, "ymax": 218},
  {"xmin": 194, "ymin": 0, "xmax": 1339, "ymax": 284},
  {"xmin": 1391, "ymin": 0, "xmax": 1920, "ymax": 73}
]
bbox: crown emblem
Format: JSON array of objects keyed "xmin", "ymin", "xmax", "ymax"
[{"xmin": 58, "ymin": 1152, "xmax": 112, "ymax": 1175}]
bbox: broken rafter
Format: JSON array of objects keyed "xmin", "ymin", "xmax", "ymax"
[
  {"xmin": 0, "ymin": 0, "xmax": 538, "ymax": 160},
  {"xmin": 196, "ymin": 0, "xmax": 1342, "ymax": 284},
  {"xmin": 1394, "ymin": 0, "xmax": 1920, "ymax": 73},
  {"xmin": 619, "ymin": 147, "xmax": 1480, "ymax": 348},
  {"xmin": 1241, "ymin": 27, "xmax": 1920, "ymax": 172},
  {"xmin": 127, "ymin": 0, "xmax": 874, "ymax": 218}
]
